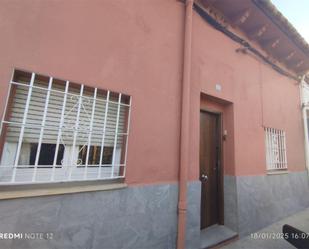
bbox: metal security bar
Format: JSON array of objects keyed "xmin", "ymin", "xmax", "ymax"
[
  {"xmin": 0, "ymin": 69, "xmax": 131, "ymax": 184},
  {"xmin": 264, "ymin": 127, "xmax": 287, "ymax": 171}
]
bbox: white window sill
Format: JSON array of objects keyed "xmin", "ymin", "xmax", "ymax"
[
  {"xmin": 0, "ymin": 180, "xmax": 127, "ymax": 200},
  {"xmin": 267, "ymin": 170, "xmax": 289, "ymax": 175}
]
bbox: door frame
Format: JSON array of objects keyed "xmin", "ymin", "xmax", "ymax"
[{"xmin": 200, "ymin": 108, "xmax": 224, "ymax": 226}]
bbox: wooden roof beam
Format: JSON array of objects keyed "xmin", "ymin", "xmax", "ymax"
[
  {"xmin": 248, "ymin": 24, "xmax": 268, "ymax": 40},
  {"xmin": 286, "ymin": 59, "xmax": 305, "ymax": 69},
  {"xmin": 285, "ymin": 51, "xmax": 296, "ymax": 61},
  {"xmin": 293, "ymin": 61, "xmax": 309, "ymax": 74},
  {"xmin": 261, "ymin": 38, "xmax": 281, "ymax": 49},
  {"xmin": 296, "ymin": 60, "xmax": 304, "ymax": 68},
  {"xmin": 230, "ymin": 8, "xmax": 251, "ymax": 26},
  {"xmin": 271, "ymin": 39, "xmax": 280, "ymax": 48}
]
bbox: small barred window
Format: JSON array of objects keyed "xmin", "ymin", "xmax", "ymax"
[{"xmin": 264, "ymin": 127, "xmax": 287, "ymax": 171}]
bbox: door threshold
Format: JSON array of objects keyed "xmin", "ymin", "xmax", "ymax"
[{"xmin": 200, "ymin": 224, "xmax": 238, "ymax": 249}]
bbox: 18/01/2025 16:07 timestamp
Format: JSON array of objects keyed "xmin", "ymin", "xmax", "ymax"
[{"xmin": 251, "ymin": 232, "xmax": 309, "ymax": 240}]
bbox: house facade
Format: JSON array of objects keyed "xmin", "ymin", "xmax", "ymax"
[{"xmin": 0, "ymin": 0, "xmax": 308, "ymax": 249}]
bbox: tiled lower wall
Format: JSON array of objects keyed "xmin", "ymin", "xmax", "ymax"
[
  {"xmin": 0, "ymin": 172, "xmax": 307, "ymax": 249},
  {"xmin": 186, "ymin": 181, "xmax": 201, "ymax": 249},
  {"xmin": 224, "ymin": 171, "xmax": 309, "ymax": 237},
  {"xmin": 224, "ymin": 175, "xmax": 238, "ymax": 232},
  {"xmin": 0, "ymin": 181, "xmax": 201, "ymax": 249}
]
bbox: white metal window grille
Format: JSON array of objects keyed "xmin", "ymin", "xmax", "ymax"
[
  {"xmin": 0, "ymin": 70, "xmax": 131, "ymax": 184},
  {"xmin": 264, "ymin": 127, "xmax": 287, "ymax": 171},
  {"xmin": 302, "ymin": 82, "xmax": 309, "ymax": 105}
]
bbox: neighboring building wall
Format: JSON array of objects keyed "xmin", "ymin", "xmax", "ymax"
[{"xmin": 191, "ymin": 10, "xmax": 309, "ymax": 237}]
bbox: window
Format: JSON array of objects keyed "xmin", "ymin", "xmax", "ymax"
[
  {"xmin": 264, "ymin": 127, "xmax": 287, "ymax": 171},
  {"xmin": 0, "ymin": 70, "xmax": 131, "ymax": 184},
  {"xmin": 78, "ymin": 146, "xmax": 113, "ymax": 165}
]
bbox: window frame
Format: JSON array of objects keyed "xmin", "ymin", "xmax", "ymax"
[
  {"xmin": 264, "ymin": 127, "xmax": 288, "ymax": 172},
  {"xmin": 0, "ymin": 69, "xmax": 131, "ymax": 185}
]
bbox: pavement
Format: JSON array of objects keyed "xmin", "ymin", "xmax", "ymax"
[
  {"xmin": 200, "ymin": 224, "xmax": 237, "ymax": 248},
  {"xmin": 221, "ymin": 207, "xmax": 309, "ymax": 249}
]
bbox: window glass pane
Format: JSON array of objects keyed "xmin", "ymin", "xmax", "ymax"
[
  {"xmin": 29, "ymin": 143, "xmax": 64, "ymax": 167},
  {"xmin": 77, "ymin": 146, "xmax": 113, "ymax": 166},
  {"xmin": 12, "ymin": 70, "xmax": 32, "ymax": 84},
  {"xmin": 33, "ymin": 74, "xmax": 49, "ymax": 88}
]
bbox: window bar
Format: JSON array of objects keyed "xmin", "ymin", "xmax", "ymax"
[
  {"xmin": 283, "ymin": 131, "xmax": 287, "ymax": 169},
  {"xmin": 269, "ymin": 128, "xmax": 274, "ymax": 170},
  {"xmin": 111, "ymin": 93, "xmax": 122, "ymax": 178},
  {"xmin": 68, "ymin": 84, "xmax": 84, "ymax": 180},
  {"xmin": 279, "ymin": 130, "xmax": 283, "ymax": 169},
  {"xmin": 265, "ymin": 128, "xmax": 270, "ymax": 169},
  {"xmin": 273, "ymin": 129, "xmax": 277, "ymax": 170},
  {"xmin": 278, "ymin": 130, "xmax": 282, "ymax": 169},
  {"xmin": 267, "ymin": 128, "xmax": 270, "ymax": 169},
  {"xmin": 281, "ymin": 135, "xmax": 283, "ymax": 168},
  {"xmin": 269, "ymin": 128, "xmax": 273, "ymax": 170},
  {"xmin": 273, "ymin": 128, "xmax": 277, "ymax": 170},
  {"xmin": 0, "ymin": 70, "xmax": 15, "ymax": 137},
  {"xmin": 274, "ymin": 130, "xmax": 278, "ymax": 169},
  {"xmin": 98, "ymin": 91, "xmax": 110, "ymax": 179},
  {"xmin": 276, "ymin": 130, "xmax": 280, "ymax": 169},
  {"xmin": 266, "ymin": 128, "xmax": 270, "ymax": 170},
  {"xmin": 306, "ymin": 110, "xmax": 309, "ymax": 141},
  {"xmin": 275, "ymin": 129, "xmax": 280, "ymax": 169},
  {"xmin": 273, "ymin": 129, "xmax": 279, "ymax": 169},
  {"xmin": 283, "ymin": 131, "xmax": 288, "ymax": 168},
  {"xmin": 11, "ymin": 72, "xmax": 35, "ymax": 182},
  {"xmin": 122, "ymin": 96, "xmax": 132, "ymax": 177},
  {"xmin": 282, "ymin": 131, "xmax": 286, "ymax": 168},
  {"xmin": 84, "ymin": 88, "xmax": 97, "ymax": 179},
  {"xmin": 32, "ymin": 77, "xmax": 53, "ymax": 182},
  {"xmin": 277, "ymin": 131, "xmax": 280, "ymax": 168},
  {"xmin": 51, "ymin": 81, "xmax": 69, "ymax": 181}
]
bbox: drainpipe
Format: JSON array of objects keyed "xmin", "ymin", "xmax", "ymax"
[
  {"xmin": 300, "ymin": 75, "xmax": 309, "ymax": 175},
  {"xmin": 177, "ymin": 0, "xmax": 193, "ymax": 249}
]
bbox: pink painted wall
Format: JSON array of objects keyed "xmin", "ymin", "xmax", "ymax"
[
  {"xmin": 0, "ymin": 1, "xmax": 306, "ymax": 184},
  {"xmin": 0, "ymin": 0, "xmax": 185, "ymax": 185},
  {"xmin": 200, "ymin": 95, "xmax": 235, "ymax": 176},
  {"xmin": 191, "ymin": 11, "xmax": 306, "ymax": 178}
]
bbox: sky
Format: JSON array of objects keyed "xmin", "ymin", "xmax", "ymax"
[{"xmin": 271, "ymin": 0, "xmax": 309, "ymax": 43}]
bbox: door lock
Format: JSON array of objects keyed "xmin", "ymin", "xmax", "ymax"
[{"xmin": 201, "ymin": 174, "xmax": 208, "ymax": 181}]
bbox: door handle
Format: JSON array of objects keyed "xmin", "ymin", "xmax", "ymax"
[{"xmin": 201, "ymin": 174, "xmax": 208, "ymax": 181}]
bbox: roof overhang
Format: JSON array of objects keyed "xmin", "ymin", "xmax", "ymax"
[{"xmin": 199, "ymin": 0, "xmax": 309, "ymax": 76}]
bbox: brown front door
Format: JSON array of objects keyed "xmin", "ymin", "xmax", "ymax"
[{"xmin": 200, "ymin": 111, "xmax": 222, "ymax": 229}]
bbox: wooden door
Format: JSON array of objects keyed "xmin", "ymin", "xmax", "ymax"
[{"xmin": 200, "ymin": 111, "xmax": 221, "ymax": 229}]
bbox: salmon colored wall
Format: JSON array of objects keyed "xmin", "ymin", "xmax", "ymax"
[
  {"xmin": 0, "ymin": 0, "xmax": 185, "ymax": 185},
  {"xmin": 191, "ymin": 11, "xmax": 306, "ymax": 177},
  {"xmin": 0, "ymin": 1, "xmax": 306, "ymax": 184},
  {"xmin": 200, "ymin": 95, "xmax": 235, "ymax": 176}
]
